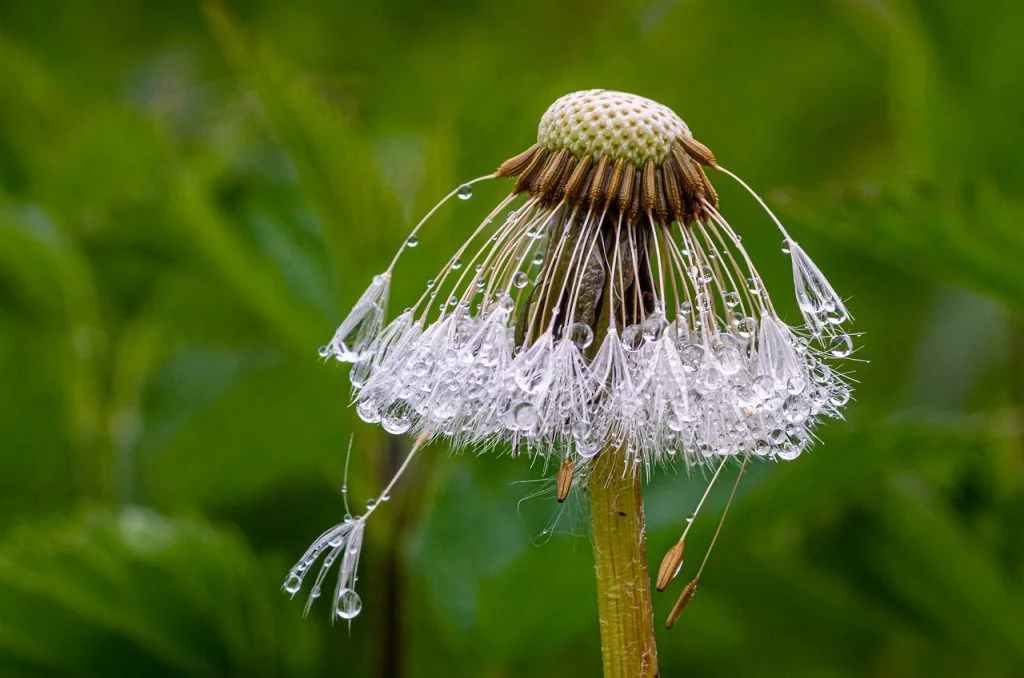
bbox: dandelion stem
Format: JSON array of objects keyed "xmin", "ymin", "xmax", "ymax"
[{"xmin": 589, "ymin": 449, "xmax": 658, "ymax": 677}]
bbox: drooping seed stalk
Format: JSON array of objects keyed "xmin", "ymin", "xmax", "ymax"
[{"xmin": 590, "ymin": 447, "xmax": 658, "ymax": 677}]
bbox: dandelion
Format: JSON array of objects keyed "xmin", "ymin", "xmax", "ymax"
[{"xmin": 289, "ymin": 89, "xmax": 854, "ymax": 671}]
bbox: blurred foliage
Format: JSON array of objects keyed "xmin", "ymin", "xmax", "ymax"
[{"xmin": 1, "ymin": 0, "xmax": 1023, "ymax": 676}]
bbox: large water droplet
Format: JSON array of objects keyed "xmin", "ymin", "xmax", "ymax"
[
  {"xmin": 783, "ymin": 395, "xmax": 810, "ymax": 424},
  {"xmin": 680, "ymin": 344, "xmax": 704, "ymax": 372},
  {"xmin": 283, "ymin": 573, "xmax": 302, "ymax": 595},
  {"xmin": 457, "ymin": 183, "xmax": 473, "ymax": 200},
  {"xmin": 381, "ymin": 413, "xmax": 412, "ymax": 434},
  {"xmin": 621, "ymin": 325, "xmax": 644, "ymax": 352},
  {"xmin": 513, "ymin": 402, "xmax": 538, "ymax": 429},
  {"xmin": 724, "ymin": 291, "xmax": 741, "ymax": 308},
  {"xmin": 512, "ymin": 271, "xmax": 529, "ymax": 289},
  {"xmin": 715, "ymin": 344, "xmax": 742, "ymax": 375},
  {"xmin": 571, "ymin": 419, "xmax": 592, "ymax": 439},
  {"xmin": 356, "ymin": 401, "xmax": 381, "ymax": 424},
  {"xmin": 568, "ymin": 323, "xmax": 594, "ymax": 349},
  {"xmin": 829, "ymin": 385, "xmax": 851, "ymax": 407},
  {"xmin": 642, "ymin": 314, "xmax": 668, "ymax": 342},
  {"xmin": 829, "ymin": 334, "xmax": 853, "ymax": 357},
  {"xmin": 335, "ymin": 588, "xmax": 363, "ymax": 620}
]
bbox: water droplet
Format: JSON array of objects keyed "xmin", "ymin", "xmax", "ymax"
[
  {"xmin": 745, "ymin": 277, "xmax": 761, "ymax": 295},
  {"xmin": 356, "ymin": 401, "xmax": 381, "ymax": 424},
  {"xmin": 828, "ymin": 334, "xmax": 853, "ymax": 358},
  {"xmin": 425, "ymin": 278, "xmax": 435, "ymax": 288},
  {"xmin": 532, "ymin": 253, "xmax": 545, "ymax": 267},
  {"xmin": 642, "ymin": 314, "xmax": 668, "ymax": 342},
  {"xmin": 735, "ymin": 316, "xmax": 756, "ymax": 338},
  {"xmin": 283, "ymin": 574, "xmax": 302, "ymax": 595},
  {"xmin": 318, "ymin": 345, "xmax": 331, "ymax": 358},
  {"xmin": 381, "ymin": 413, "xmax": 412, "ymax": 434},
  {"xmin": 350, "ymin": 360, "xmax": 372, "ymax": 388},
  {"xmin": 366, "ymin": 498, "xmax": 377, "ymax": 509},
  {"xmin": 781, "ymin": 240, "xmax": 791, "ymax": 253},
  {"xmin": 783, "ymin": 395, "xmax": 811, "ymax": 424},
  {"xmin": 724, "ymin": 291, "xmax": 741, "ymax": 308},
  {"xmin": 686, "ymin": 513, "xmax": 695, "ymax": 524},
  {"xmin": 450, "ymin": 257, "xmax": 463, "ymax": 269},
  {"xmin": 620, "ymin": 324, "xmax": 644, "ymax": 352},
  {"xmin": 512, "ymin": 271, "xmax": 529, "ymax": 288},
  {"xmin": 769, "ymin": 428, "xmax": 788, "ymax": 445},
  {"xmin": 571, "ymin": 420, "xmax": 592, "ymax": 439},
  {"xmin": 513, "ymin": 402, "xmax": 538, "ymax": 429},
  {"xmin": 680, "ymin": 344, "xmax": 704, "ymax": 372},
  {"xmin": 829, "ymin": 385, "xmax": 851, "ymax": 407},
  {"xmin": 457, "ymin": 183, "xmax": 473, "ymax": 200},
  {"xmin": 406, "ymin": 235, "xmax": 419, "ymax": 248},
  {"xmin": 714, "ymin": 345, "xmax": 742, "ymax": 375},
  {"xmin": 335, "ymin": 588, "xmax": 363, "ymax": 620},
  {"xmin": 568, "ymin": 322, "xmax": 594, "ymax": 349},
  {"xmin": 786, "ymin": 376, "xmax": 806, "ymax": 395}
]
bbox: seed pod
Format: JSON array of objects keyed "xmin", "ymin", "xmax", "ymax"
[
  {"xmin": 556, "ymin": 456, "xmax": 574, "ymax": 502},
  {"xmin": 655, "ymin": 539, "xmax": 685, "ymax": 591},
  {"xmin": 665, "ymin": 578, "xmax": 699, "ymax": 629}
]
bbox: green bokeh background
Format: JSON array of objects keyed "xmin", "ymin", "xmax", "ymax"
[{"xmin": 1, "ymin": 1, "xmax": 1023, "ymax": 676}]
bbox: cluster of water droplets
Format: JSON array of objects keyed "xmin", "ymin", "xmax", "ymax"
[
  {"xmin": 327, "ymin": 290, "xmax": 852, "ymax": 469},
  {"xmin": 283, "ymin": 516, "xmax": 366, "ymax": 622}
]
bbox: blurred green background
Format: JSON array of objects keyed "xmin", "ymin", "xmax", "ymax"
[{"xmin": 1, "ymin": 0, "xmax": 1023, "ymax": 676}]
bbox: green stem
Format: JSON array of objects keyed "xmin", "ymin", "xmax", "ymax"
[{"xmin": 590, "ymin": 449, "xmax": 659, "ymax": 677}]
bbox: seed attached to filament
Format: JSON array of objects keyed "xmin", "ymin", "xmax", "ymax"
[
  {"xmin": 556, "ymin": 455, "xmax": 574, "ymax": 502},
  {"xmin": 655, "ymin": 538, "xmax": 686, "ymax": 592}
]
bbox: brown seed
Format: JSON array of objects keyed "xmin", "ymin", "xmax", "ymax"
[
  {"xmin": 665, "ymin": 578, "xmax": 698, "ymax": 629},
  {"xmin": 655, "ymin": 539, "xmax": 686, "ymax": 592},
  {"xmin": 678, "ymin": 135, "xmax": 718, "ymax": 168},
  {"xmin": 556, "ymin": 456, "xmax": 574, "ymax": 502}
]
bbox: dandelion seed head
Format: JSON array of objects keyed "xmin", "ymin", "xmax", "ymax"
[
  {"xmin": 293, "ymin": 90, "xmax": 859, "ymax": 620},
  {"xmin": 537, "ymin": 89, "xmax": 690, "ymax": 166}
]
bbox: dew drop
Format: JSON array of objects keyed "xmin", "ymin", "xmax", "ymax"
[
  {"xmin": 781, "ymin": 240, "xmax": 791, "ymax": 253},
  {"xmin": 642, "ymin": 314, "xmax": 668, "ymax": 342},
  {"xmin": 283, "ymin": 574, "xmax": 302, "ymax": 595},
  {"xmin": 406, "ymin": 235, "xmax": 419, "ymax": 248},
  {"xmin": 512, "ymin": 271, "xmax": 529, "ymax": 289},
  {"xmin": 829, "ymin": 385, "xmax": 851, "ymax": 407},
  {"xmin": 381, "ymin": 413, "xmax": 412, "ymax": 434},
  {"xmin": 335, "ymin": 589, "xmax": 363, "ymax": 620},
  {"xmin": 457, "ymin": 183, "xmax": 473, "ymax": 200},
  {"xmin": 680, "ymin": 344, "xmax": 704, "ymax": 372},
  {"xmin": 451, "ymin": 257, "xmax": 463, "ymax": 269},
  {"xmin": 513, "ymin": 402, "xmax": 538, "ymax": 429},
  {"xmin": 620, "ymin": 324, "xmax": 644, "ymax": 352},
  {"xmin": 724, "ymin": 291, "xmax": 741, "ymax": 308},
  {"xmin": 568, "ymin": 322, "xmax": 594, "ymax": 349},
  {"xmin": 532, "ymin": 253, "xmax": 545, "ymax": 267},
  {"xmin": 366, "ymin": 498, "xmax": 377, "ymax": 509},
  {"xmin": 571, "ymin": 419, "xmax": 592, "ymax": 439},
  {"xmin": 783, "ymin": 395, "xmax": 811, "ymax": 424},
  {"xmin": 356, "ymin": 400, "xmax": 381, "ymax": 424},
  {"xmin": 829, "ymin": 334, "xmax": 853, "ymax": 358}
]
